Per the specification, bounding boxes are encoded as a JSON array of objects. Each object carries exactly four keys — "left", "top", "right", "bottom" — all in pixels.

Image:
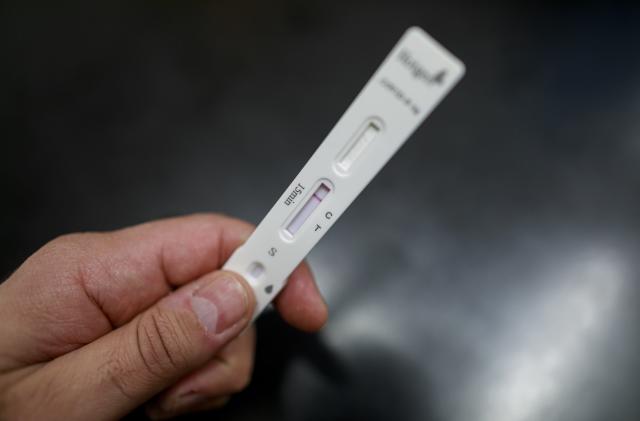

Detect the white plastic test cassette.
[{"left": 223, "top": 27, "right": 465, "bottom": 319}]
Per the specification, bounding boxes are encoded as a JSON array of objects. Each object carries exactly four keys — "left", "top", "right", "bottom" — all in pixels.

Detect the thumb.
[{"left": 7, "top": 270, "right": 255, "bottom": 420}]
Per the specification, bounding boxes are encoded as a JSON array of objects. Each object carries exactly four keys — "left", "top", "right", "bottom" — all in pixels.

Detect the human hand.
[{"left": 0, "top": 214, "right": 328, "bottom": 420}]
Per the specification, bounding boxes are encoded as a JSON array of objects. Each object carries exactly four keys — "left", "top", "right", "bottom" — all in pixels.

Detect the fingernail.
[{"left": 191, "top": 274, "right": 249, "bottom": 334}]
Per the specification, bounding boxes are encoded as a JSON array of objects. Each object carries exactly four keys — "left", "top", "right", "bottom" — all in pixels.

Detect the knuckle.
[
  {"left": 134, "top": 310, "right": 191, "bottom": 379},
  {"left": 229, "top": 371, "right": 252, "bottom": 393},
  {"left": 36, "top": 232, "right": 99, "bottom": 265},
  {"left": 226, "top": 360, "right": 253, "bottom": 393},
  {"left": 44, "top": 232, "right": 93, "bottom": 252},
  {"left": 198, "top": 355, "right": 253, "bottom": 396}
]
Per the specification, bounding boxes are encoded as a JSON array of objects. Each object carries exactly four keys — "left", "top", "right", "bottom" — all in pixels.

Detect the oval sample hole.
[
  {"left": 335, "top": 118, "right": 383, "bottom": 174},
  {"left": 247, "top": 262, "right": 265, "bottom": 280}
]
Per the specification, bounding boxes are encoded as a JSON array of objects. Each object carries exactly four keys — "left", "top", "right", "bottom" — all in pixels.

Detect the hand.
[{"left": 0, "top": 214, "right": 328, "bottom": 420}]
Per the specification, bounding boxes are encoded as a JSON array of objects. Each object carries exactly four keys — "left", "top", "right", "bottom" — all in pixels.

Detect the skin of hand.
[{"left": 0, "top": 214, "right": 328, "bottom": 420}]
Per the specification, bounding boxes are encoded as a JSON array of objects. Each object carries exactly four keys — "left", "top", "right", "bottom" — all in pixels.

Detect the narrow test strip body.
[{"left": 223, "top": 27, "right": 465, "bottom": 319}]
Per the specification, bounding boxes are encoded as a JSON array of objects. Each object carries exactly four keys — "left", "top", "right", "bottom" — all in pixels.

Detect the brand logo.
[{"left": 398, "top": 49, "right": 447, "bottom": 86}]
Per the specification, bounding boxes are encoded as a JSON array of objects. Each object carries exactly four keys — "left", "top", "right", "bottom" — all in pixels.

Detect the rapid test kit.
[{"left": 223, "top": 27, "right": 465, "bottom": 319}]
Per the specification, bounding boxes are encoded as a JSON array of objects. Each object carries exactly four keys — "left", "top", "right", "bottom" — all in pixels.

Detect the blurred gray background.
[{"left": 2, "top": 1, "right": 640, "bottom": 420}]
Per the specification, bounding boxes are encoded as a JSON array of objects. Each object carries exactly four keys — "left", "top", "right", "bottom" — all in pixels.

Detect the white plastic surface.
[{"left": 222, "top": 27, "right": 465, "bottom": 320}]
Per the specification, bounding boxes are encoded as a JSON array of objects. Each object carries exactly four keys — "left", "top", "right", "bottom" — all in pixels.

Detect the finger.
[
  {"left": 5, "top": 270, "right": 255, "bottom": 420},
  {"left": 146, "top": 327, "right": 256, "bottom": 420},
  {"left": 79, "top": 213, "right": 255, "bottom": 325},
  {"left": 0, "top": 214, "right": 254, "bottom": 368},
  {"left": 155, "top": 395, "right": 230, "bottom": 420},
  {"left": 274, "top": 262, "right": 328, "bottom": 332},
  {"left": 175, "top": 396, "right": 230, "bottom": 416}
]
